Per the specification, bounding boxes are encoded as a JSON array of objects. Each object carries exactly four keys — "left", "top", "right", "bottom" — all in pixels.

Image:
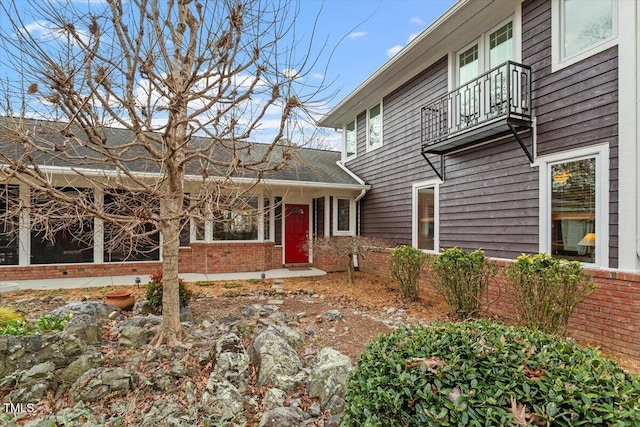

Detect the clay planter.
[{"left": 104, "top": 290, "right": 135, "bottom": 311}]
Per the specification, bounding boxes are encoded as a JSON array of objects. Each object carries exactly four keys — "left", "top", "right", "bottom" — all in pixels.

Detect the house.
[
  {"left": 318, "top": 0, "right": 640, "bottom": 357},
  {"left": 0, "top": 117, "right": 368, "bottom": 280}
]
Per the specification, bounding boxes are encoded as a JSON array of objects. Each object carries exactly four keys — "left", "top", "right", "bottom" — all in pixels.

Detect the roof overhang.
[{"left": 318, "top": 0, "right": 516, "bottom": 129}]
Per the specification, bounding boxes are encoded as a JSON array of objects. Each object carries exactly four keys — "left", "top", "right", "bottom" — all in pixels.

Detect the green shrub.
[
  {"left": 0, "top": 313, "right": 71, "bottom": 336},
  {"left": 429, "top": 247, "right": 497, "bottom": 318},
  {"left": 223, "top": 282, "right": 243, "bottom": 289},
  {"left": 341, "top": 320, "right": 640, "bottom": 427},
  {"left": 389, "top": 245, "right": 428, "bottom": 300},
  {"left": 505, "top": 253, "right": 596, "bottom": 336},
  {"left": 146, "top": 270, "right": 192, "bottom": 313}
]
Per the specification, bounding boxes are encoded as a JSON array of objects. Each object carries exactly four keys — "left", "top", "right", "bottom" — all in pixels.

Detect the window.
[
  {"left": 412, "top": 182, "right": 439, "bottom": 251},
  {"left": 453, "top": 18, "right": 516, "bottom": 129},
  {"left": 0, "top": 185, "right": 19, "bottom": 265},
  {"left": 539, "top": 145, "right": 608, "bottom": 266},
  {"left": 552, "top": 0, "right": 617, "bottom": 71},
  {"left": 551, "top": 158, "right": 596, "bottom": 263},
  {"left": 333, "top": 197, "right": 354, "bottom": 236},
  {"left": 31, "top": 187, "right": 95, "bottom": 264},
  {"left": 344, "top": 120, "right": 356, "bottom": 160},
  {"left": 367, "top": 103, "right": 382, "bottom": 151},
  {"left": 212, "top": 196, "right": 259, "bottom": 241}
]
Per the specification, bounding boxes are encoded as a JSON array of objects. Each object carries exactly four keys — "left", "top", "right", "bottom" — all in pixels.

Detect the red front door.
[{"left": 284, "top": 204, "right": 309, "bottom": 264}]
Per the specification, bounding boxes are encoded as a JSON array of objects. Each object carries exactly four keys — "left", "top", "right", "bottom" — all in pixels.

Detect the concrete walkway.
[{"left": 0, "top": 267, "right": 326, "bottom": 292}]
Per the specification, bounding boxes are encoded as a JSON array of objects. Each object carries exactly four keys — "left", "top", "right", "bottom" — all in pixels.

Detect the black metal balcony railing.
[{"left": 421, "top": 61, "right": 532, "bottom": 153}]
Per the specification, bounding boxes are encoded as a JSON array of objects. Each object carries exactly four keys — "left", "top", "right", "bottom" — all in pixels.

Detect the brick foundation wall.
[
  {"left": 358, "top": 251, "right": 640, "bottom": 359},
  {"left": 0, "top": 242, "right": 283, "bottom": 281}
]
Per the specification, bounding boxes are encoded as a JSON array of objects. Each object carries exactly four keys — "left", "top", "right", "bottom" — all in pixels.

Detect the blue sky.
[{"left": 0, "top": 0, "right": 456, "bottom": 150}]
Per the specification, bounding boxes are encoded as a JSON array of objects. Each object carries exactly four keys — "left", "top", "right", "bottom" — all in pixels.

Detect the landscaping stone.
[
  {"left": 119, "top": 325, "right": 154, "bottom": 348},
  {"left": 212, "top": 333, "right": 250, "bottom": 392},
  {"left": 8, "top": 361, "right": 58, "bottom": 403},
  {"left": 52, "top": 302, "right": 119, "bottom": 319},
  {"left": 199, "top": 376, "right": 244, "bottom": 422},
  {"left": 60, "top": 352, "right": 104, "bottom": 384},
  {"left": 324, "top": 309, "right": 343, "bottom": 321},
  {"left": 258, "top": 406, "right": 305, "bottom": 427},
  {"left": 308, "top": 347, "right": 352, "bottom": 412},
  {"left": 261, "top": 387, "right": 286, "bottom": 409},
  {"left": 64, "top": 314, "right": 102, "bottom": 345},
  {"left": 116, "top": 315, "right": 161, "bottom": 331},
  {"left": 250, "top": 325, "right": 303, "bottom": 386},
  {"left": 70, "top": 367, "right": 138, "bottom": 402}
]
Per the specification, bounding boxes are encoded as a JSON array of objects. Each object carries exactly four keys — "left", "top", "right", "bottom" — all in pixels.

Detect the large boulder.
[
  {"left": 64, "top": 314, "right": 102, "bottom": 345},
  {"left": 60, "top": 352, "right": 103, "bottom": 384},
  {"left": 7, "top": 362, "right": 58, "bottom": 403},
  {"left": 199, "top": 376, "right": 244, "bottom": 422},
  {"left": 258, "top": 406, "right": 305, "bottom": 427},
  {"left": 250, "top": 325, "right": 303, "bottom": 387},
  {"left": 0, "top": 331, "right": 85, "bottom": 377},
  {"left": 119, "top": 325, "right": 154, "bottom": 348},
  {"left": 212, "top": 333, "right": 250, "bottom": 392},
  {"left": 52, "top": 302, "right": 119, "bottom": 319},
  {"left": 308, "top": 347, "right": 352, "bottom": 412},
  {"left": 69, "top": 367, "right": 138, "bottom": 402}
]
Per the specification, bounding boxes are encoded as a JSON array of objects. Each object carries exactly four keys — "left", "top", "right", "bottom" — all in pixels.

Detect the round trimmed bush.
[{"left": 341, "top": 320, "right": 640, "bottom": 426}]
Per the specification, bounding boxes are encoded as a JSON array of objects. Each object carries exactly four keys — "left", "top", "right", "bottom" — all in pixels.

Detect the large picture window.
[
  {"left": 30, "top": 188, "right": 94, "bottom": 264},
  {"left": 552, "top": 0, "right": 617, "bottom": 71},
  {"left": 212, "top": 196, "right": 259, "bottom": 241}
]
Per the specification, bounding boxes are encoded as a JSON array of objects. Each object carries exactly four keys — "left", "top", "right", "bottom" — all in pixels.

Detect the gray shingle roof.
[{"left": 0, "top": 117, "right": 362, "bottom": 187}]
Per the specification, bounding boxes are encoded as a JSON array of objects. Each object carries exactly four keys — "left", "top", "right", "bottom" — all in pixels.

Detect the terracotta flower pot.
[{"left": 104, "top": 290, "right": 135, "bottom": 311}]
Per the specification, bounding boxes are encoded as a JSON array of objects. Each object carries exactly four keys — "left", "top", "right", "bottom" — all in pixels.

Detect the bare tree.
[
  {"left": 0, "top": 0, "right": 330, "bottom": 346},
  {"left": 310, "top": 236, "right": 389, "bottom": 284}
]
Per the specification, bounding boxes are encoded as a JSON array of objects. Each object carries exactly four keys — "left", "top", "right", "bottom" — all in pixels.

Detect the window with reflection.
[
  {"left": 212, "top": 196, "right": 259, "bottom": 241},
  {"left": 551, "top": 158, "right": 596, "bottom": 263},
  {"left": 103, "top": 190, "right": 160, "bottom": 262},
  {"left": 30, "top": 187, "right": 94, "bottom": 264},
  {"left": 561, "top": 0, "right": 614, "bottom": 61},
  {"left": 417, "top": 188, "right": 435, "bottom": 251}
]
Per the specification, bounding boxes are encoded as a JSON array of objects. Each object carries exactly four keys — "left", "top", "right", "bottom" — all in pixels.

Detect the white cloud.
[
  {"left": 410, "top": 17, "right": 425, "bottom": 25},
  {"left": 408, "top": 32, "right": 420, "bottom": 43},
  {"left": 386, "top": 45, "right": 403, "bottom": 57},
  {"left": 312, "top": 73, "right": 324, "bottom": 80},
  {"left": 347, "top": 31, "right": 367, "bottom": 39},
  {"left": 22, "top": 20, "right": 89, "bottom": 45}
]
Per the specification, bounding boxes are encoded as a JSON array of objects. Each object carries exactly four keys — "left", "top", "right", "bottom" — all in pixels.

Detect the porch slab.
[{"left": 7, "top": 268, "right": 327, "bottom": 291}]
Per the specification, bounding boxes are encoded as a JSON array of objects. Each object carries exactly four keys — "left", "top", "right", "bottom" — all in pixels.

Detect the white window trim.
[
  {"left": 447, "top": 8, "right": 522, "bottom": 92},
  {"left": 333, "top": 197, "right": 356, "bottom": 236},
  {"left": 412, "top": 180, "right": 440, "bottom": 253},
  {"left": 535, "top": 144, "right": 609, "bottom": 268},
  {"left": 343, "top": 119, "right": 357, "bottom": 162},
  {"left": 551, "top": 0, "right": 618, "bottom": 73},
  {"left": 190, "top": 193, "right": 264, "bottom": 243},
  {"left": 366, "top": 102, "right": 383, "bottom": 152}
]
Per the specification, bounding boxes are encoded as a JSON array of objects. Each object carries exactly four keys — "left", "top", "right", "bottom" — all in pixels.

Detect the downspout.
[{"left": 336, "top": 160, "right": 368, "bottom": 234}]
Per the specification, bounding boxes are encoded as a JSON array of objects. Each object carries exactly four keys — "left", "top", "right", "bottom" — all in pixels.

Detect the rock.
[
  {"left": 250, "top": 325, "right": 303, "bottom": 387},
  {"left": 308, "top": 347, "right": 352, "bottom": 412},
  {"left": 308, "top": 402, "right": 322, "bottom": 418},
  {"left": 9, "top": 361, "right": 57, "bottom": 403},
  {"left": 179, "top": 306, "right": 193, "bottom": 323},
  {"left": 258, "top": 407, "right": 304, "bottom": 427},
  {"left": 0, "top": 331, "right": 85, "bottom": 377},
  {"left": 116, "top": 315, "right": 161, "bottom": 331},
  {"left": 52, "top": 302, "right": 119, "bottom": 319},
  {"left": 60, "top": 353, "right": 103, "bottom": 384},
  {"left": 133, "top": 301, "right": 157, "bottom": 316},
  {"left": 262, "top": 388, "right": 286, "bottom": 409},
  {"left": 326, "top": 414, "right": 342, "bottom": 427},
  {"left": 140, "top": 397, "right": 192, "bottom": 427},
  {"left": 212, "top": 333, "right": 250, "bottom": 392},
  {"left": 22, "top": 361, "right": 56, "bottom": 382},
  {"left": 151, "top": 369, "right": 176, "bottom": 392},
  {"left": 119, "top": 325, "right": 154, "bottom": 348},
  {"left": 240, "top": 304, "right": 266, "bottom": 318},
  {"left": 324, "top": 310, "right": 343, "bottom": 321},
  {"left": 199, "top": 377, "right": 244, "bottom": 422},
  {"left": 64, "top": 314, "right": 102, "bottom": 345},
  {"left": 70, "top": 367, "right": 138, "bottom": 402},
  {"left": 272, "top": 371, "right": 307, "bottom": 391}
]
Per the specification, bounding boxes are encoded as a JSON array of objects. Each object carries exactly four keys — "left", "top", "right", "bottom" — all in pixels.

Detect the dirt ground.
[{"left": 2, "top": 270, "right": 638, "bottom": 374}]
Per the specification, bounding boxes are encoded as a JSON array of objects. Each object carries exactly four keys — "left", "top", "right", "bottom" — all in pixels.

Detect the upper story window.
[
  {"left": 367, "top": 102, "right": 382, "bottom": 151},
  {"left": 552, "top": 0, "right": 617, "bottom": 71},
  {"left": 454, "top": 19, "right": 515, "bottom": 88},
  {"left": 343, "top": 119, "right": 356, "bottom": 160}
]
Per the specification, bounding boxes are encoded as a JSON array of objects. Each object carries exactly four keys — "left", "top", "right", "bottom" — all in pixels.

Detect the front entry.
[{"left": 284, "top": 204, "right": 309, "bottom": 264}]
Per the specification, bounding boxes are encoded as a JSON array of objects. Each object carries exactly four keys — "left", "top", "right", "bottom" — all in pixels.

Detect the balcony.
[{"left": 421, "top": 61, "right": 532, "bottom": 157}]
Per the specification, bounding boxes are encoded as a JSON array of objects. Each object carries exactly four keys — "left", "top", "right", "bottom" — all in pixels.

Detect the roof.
[
  {"left": 317, "top": 0, "right": 517, "bottom": 129},
  {"left": 0, "top": 116, "right": 365, "bottom": 188}
]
